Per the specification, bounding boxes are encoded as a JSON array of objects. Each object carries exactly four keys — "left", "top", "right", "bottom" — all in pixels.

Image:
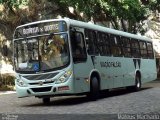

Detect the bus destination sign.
[
  {"left": 14, "top": 21, "right": 67, "bottom": 39},
  {"left": 23, "top": 24, "right": 59, "bottom": 35}
]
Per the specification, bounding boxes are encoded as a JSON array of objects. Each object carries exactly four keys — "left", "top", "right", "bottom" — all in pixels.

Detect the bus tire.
[
  {"left": 42, "top": 97, "right": 50, "bottom": 104},
  {"left": 126, "top": 73, "right": 141, "bottom": 92},
  {"left": 89, "top": 76, "right": 100, "bottom": 100},
  {"left": 134, "top": 73, "right": 141, "bottom": 91}
]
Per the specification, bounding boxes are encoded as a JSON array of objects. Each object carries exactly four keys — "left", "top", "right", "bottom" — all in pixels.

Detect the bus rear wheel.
[
  {"left": 134, "top": 73, "right": 141, "bottom": 91},
  {"left": 127, "top": 73, "right": 141, "bottom": 92},
  {"left": 42, "top": 97, "right": 50, "bottom": 104},
  {"left": 88, "top": 76, "right": 100, "bottom": 100}
]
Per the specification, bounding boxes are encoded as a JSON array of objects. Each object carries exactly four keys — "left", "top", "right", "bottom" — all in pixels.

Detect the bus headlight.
[
  {"left": 55, "top": 70, "right": 72, "bottom": 84},
  {"left": 16, "top": 79, "right": 27, "bottom": 87}
]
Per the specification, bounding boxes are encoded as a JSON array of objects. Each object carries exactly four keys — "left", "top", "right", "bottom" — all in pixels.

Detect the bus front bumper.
[{"left": 15, "top": 82, "right": 74, "bottom": 98}]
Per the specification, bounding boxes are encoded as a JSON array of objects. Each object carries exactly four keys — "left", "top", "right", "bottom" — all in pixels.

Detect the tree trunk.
[{"left": 121, "top": 19, "right": 127, "bottom": 32}]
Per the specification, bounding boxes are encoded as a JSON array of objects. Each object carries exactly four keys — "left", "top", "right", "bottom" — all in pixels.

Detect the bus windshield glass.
[{"left": 14, "top": 33, "right": 69, "bottom": 73}]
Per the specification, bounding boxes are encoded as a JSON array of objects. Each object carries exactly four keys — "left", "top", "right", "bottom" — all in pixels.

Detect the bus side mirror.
[
  {"left": 85, "top": 37, "right": 90, "bottom": 53},
  {"left": 2, "top": 45, "right": 8, "bottom": 56},
  {"left": 85, "top": 37, "right": 89, "bottom": 44}
]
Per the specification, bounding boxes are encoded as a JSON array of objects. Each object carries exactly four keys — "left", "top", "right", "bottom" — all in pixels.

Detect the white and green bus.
[{"left": 13, "top": 18, "right": 157, "bottom": 103}]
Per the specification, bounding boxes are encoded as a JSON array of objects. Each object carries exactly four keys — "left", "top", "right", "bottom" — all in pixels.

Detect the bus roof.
[
  {"left": 67, "top": 18, "right": 151, "bottom": 42},
  {"left": 15, "top": 18, "right": 151, "bottom": 42}
]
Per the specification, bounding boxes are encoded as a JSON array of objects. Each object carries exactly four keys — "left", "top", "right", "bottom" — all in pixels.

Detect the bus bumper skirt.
[{"left": 15, "top": 84, "right": 74, "bottom": 98}]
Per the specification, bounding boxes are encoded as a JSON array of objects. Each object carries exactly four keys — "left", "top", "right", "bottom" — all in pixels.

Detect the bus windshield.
[{"left": 14, "top": 33, "right": 69, "bottom": 73}]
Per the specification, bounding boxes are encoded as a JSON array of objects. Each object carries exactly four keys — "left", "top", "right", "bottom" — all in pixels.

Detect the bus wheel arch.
[{"left": 89, "top": 71, "right": 101, "bottom": 100}]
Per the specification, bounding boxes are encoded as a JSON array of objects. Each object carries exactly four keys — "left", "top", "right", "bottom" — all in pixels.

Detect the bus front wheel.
[{"left": 89, "top": 76, "right": 100, "bottom": 100}]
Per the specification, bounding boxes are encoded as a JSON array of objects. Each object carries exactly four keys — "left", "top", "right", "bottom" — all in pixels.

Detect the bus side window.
[
  {"left": 70, "top": 30, "right": 87, "bottom": 63},
  {"left": 97, "top": 32, "right": 103, "bottom": 55},
  {"left": 110, "top": 35, "right": 123, "bottom": 57},
  {"left": 105, "top": 34, "right": 111, "bottom": 56},
  {"left": 97, "top": 32, "right": 111, "bottom": 56},
  {"left": 139, "top": 41, "right": 148, "bottom": 58},
  {"left": 146, "top": 42, "right": 154, "bottom": 59},
  {"left": 122, "top": 37, "right": 131, "bottom": 57},
  {"left": 131, "top": 39, "right": 140, "bottom": 58},
  {"left": 85, "top": 29, "right": 98, "bottom": 55}
]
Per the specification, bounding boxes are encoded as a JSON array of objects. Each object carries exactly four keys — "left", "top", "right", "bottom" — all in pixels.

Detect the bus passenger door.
[{"left": 70, "top": 27, "right": 94, "bottom": 93}]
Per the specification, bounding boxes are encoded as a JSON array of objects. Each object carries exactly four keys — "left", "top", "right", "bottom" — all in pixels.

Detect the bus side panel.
[
  {"left": 140, "top": 59, "right": 157, "bottom": 84},
  {"left": 73, "top": 57, "right": 94, "bottom": 93},
  {"left": 123, "top": 58, "right": 136, "bottom": 87},
  {"left": 124, "top": 58, "right": 157, "bottom": 87},
  {"left": 113, "top": 57, "right": 129, "bottom": 88},
  {"left": 94, "top": 56, "right": 125, "bottom": 90}
]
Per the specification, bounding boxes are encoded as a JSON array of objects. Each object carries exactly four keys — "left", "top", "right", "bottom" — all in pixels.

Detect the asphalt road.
[{"left": 1, "top": 80, "right": 160, "bottom": 120}]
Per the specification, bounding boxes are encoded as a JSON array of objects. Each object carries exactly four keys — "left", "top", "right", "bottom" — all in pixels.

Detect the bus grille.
[
  {"left": 22, "top": 72, "right": 59, "bottom": 80},
  {"left": 29, "top": 81, "right": 54, "bottom": 85},
  {"left": 31, "top": 87, "right": 52, "bottom": 92}
]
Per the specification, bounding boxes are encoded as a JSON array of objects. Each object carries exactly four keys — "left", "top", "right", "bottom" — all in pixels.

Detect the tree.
[
  {"left": 1, "top": 0, "right": 159, "bottom": 38},
  {"left": 0, "top": 0, "right": 159, "bottom": 48},
  {"left": 56, "top": 0, "right": 147, "bottom": 33}
]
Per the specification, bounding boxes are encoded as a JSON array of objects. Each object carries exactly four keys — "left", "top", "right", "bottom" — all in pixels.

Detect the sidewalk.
[
  {"left": 0, "top": 91, "right": 16, "bottom": 95},
  {"left": 143, "top": 78, "right": 160, "bottom": 88}
]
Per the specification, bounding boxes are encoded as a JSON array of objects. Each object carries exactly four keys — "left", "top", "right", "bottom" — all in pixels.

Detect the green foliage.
[
  {"left": 0, "top": 0, "right": 160, "bottom": 35},
  {"left": 0, "top": 0, "right": 28, "bottom": 9},
  {"left": 0, "top": 75, "right": 15, "bottom": 91},
  {"left": 0, "top": 85, "right": 15, "bottom": 91},
  {"left": 54, "top": 0, "right": 146, "bottom": 32},
  {"left": 0, "top": 0, "right": 3, "bottom": 4}
]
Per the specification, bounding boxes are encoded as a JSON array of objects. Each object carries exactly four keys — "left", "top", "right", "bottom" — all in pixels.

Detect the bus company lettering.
[
  {"left": 23, "top": 24, "right": 59, "bottom": 35},
  {"left": 100, "top": 61, "right": 121, "bottom": 68}
]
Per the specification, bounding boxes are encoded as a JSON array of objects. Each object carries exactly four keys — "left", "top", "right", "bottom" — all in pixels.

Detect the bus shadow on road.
[
  {"left": 99, "top": 87, "right": 152, "bottom": 98},
  {"left": 23, "top": 87, "right": 153, "bottom": 107}
]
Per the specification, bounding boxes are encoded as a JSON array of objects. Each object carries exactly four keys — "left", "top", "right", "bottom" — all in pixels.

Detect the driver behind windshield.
[{"left": 41, "top": 34, "right": 64, "bottom": 68}]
